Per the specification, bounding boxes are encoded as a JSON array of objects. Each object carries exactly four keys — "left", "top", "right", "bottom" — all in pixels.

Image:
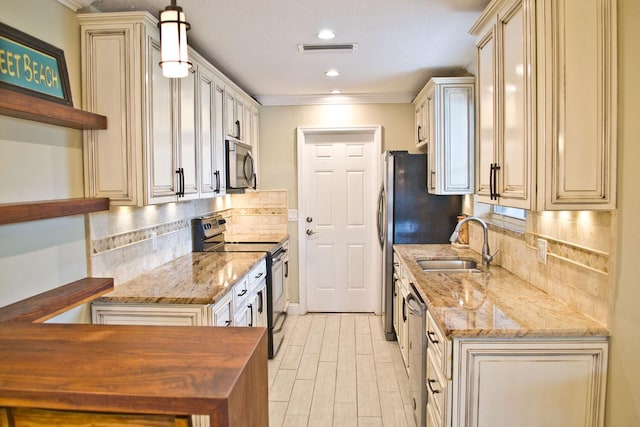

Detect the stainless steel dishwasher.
[{"left": 407, "top": 282, "right": 427, "bottom": 427}]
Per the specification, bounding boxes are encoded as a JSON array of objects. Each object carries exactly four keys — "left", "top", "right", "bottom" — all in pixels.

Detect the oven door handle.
[{"left": 272, "top": 311, "right": 288, "bottom": 334}]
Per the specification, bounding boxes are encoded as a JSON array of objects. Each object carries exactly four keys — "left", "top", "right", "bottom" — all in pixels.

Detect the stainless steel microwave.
[{"left": 226, "top": 139, "right": 256, "bottom": 192}]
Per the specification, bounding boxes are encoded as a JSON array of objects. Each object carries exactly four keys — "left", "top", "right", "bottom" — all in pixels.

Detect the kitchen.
[{"left": 0, "top": 0, "right": 638, "bottom": 426}]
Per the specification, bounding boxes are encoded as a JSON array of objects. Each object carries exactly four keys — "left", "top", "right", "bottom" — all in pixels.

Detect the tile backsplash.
[
  {"left": 88, "top": 191, "right": 288, "bottom": 285},
  {"left": 467, "top": 210, "right": 614, "bottom": 326}
]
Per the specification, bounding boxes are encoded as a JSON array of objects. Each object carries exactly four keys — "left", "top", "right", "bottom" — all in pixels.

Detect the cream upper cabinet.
[
  {"left": 471, "top": 0, "right": 535, "bottom": 209},
  {"left": 415, "top": 97, "right": 429, "bottom": 147},
  {"left": 80, "top": 11, "right": 258, "bottom": 206},
  {"left": 417, "top": 77, "right": 475, "bottom": 195},
  {"left": 224, "top": 87, "right": 240, "bottom": 139},
  {"left": 197, "top": 58, "right": 226, "bottom": 196},
  {"left": 536, "top": 0, "right": 616, "bottom": 210},
  {"left": 471, "top": 0, "right": 616, "bottom": 211}
]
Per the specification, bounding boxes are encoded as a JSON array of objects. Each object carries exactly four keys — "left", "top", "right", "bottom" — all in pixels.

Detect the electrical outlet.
[
  {"left": 151, "top": 232, "right": 158, "bottom": 252},
  {"left": 537, "top": 238, "right": 548, "bottom": 264}
]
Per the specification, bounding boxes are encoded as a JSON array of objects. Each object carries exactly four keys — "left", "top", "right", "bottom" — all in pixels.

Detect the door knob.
[
  {"left": 306, "top": 217, "right": 313, "bottom": 223},
  {"left": 306, "top": 229, "right": 316, "bottom": 236}
]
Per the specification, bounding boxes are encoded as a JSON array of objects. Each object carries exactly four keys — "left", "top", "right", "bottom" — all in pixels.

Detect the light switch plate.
[
  {"left": 537, "top": 238, "right": 548, "bottom": 264},
  {"left": 288, "top": 209, "right": 298, "bottom": 222}
]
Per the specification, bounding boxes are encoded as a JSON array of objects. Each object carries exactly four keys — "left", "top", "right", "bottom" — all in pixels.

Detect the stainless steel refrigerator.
[{"left": 377, "top": 151, "right": 462, "bottom": 340}]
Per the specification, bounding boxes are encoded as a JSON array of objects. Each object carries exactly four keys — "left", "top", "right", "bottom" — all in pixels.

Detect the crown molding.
[
  {"left": 256, "top": 92, "right": 415, "bottom": 106},
  {"left": 57, "top": 0, "right": 96, "bottom": 12}
]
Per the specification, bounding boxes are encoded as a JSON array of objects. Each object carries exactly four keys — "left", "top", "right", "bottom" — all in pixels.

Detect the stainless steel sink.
[{"left": 417, "top": 258, "right": 480, "bottom": 272}]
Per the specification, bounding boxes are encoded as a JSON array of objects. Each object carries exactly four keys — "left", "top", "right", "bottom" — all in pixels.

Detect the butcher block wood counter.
[{"left": 0, "top": 322, "right": 268, "bottom": 427}]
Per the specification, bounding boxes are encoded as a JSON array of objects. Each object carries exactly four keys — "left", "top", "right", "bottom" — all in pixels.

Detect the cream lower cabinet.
[
  {"left": 393, "top": 255, "right": 410, "bottom": 372},
  {"left": 425, "top": 311, "right": 608, "bottom": 427},
  {"left": 471, "top": 0, "right": 616, "bottom": 211}
]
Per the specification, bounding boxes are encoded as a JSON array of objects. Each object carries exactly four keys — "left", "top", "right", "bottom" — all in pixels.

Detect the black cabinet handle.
[
  {"left": 490, "top": 163, "right": 501, "bottom": 200},
  {"left": 257, "top": 290, "right": 264, "bottom": 313},
  {"left": 237, "top": 289, "right": 247, "bottom": 297},
  {"left": 235, "top": 119, "right": 241, "bottom": 139},
  {"left": 175, "top": 168, "right": 185, "bottom": 197},
  {"left": 224, "top": 320, "right": 231, "bottom": 327},
  {"left": 254, "top": 272, "right": 264, "bottom": 279},
  {"left": 284, "top": 260, "right": 289, "bottom": 278},
  {"left": 417, "top": 125, "right": 422, "bottom": 142},
  {"left": 402, "top": 297, "right": 407, "bottom": 322},
  {"left": 427, "top": 330, "right": 439, "bottom": 345},
  {"left": 214, "top": 170, "right": 221, "bottom": 193},
  {"left": 248, "top": 303, "right": 253, "bottom": 327},
  {"left": 428, "top": 379, "right": 441, "bottom": 394},
  {"left": 252, "top": 173, "right": 257, "bottom": 190}
]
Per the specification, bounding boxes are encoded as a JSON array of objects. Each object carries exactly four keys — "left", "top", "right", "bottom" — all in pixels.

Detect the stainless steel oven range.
[{"left": 192, "top": 214, "right": 288, "bottom": 358}]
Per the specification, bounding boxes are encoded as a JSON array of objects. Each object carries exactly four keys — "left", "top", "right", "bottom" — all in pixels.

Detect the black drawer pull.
[
  {"left": 428, "top": 379, "right": 441, "bottom": 394},
  {"left": 427, "top": 331, "right": 439, "bottom": 344},
  {"left": 237, "top": 289, "right": 247, "bottom": 297}
]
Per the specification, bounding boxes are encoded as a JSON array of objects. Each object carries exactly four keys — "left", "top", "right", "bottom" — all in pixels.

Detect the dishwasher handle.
[{"left": 407, "top": 283, "right": 427, "bottom": 314}]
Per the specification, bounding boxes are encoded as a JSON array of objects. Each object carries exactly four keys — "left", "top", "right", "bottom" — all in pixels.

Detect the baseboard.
[{"left": 286, "top": 303, "right": 307, "bottom": 315}]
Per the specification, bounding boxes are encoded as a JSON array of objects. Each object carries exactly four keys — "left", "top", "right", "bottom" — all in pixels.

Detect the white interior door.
[{"left": 298, "top": 127, "right": 381, "bottom": 313}]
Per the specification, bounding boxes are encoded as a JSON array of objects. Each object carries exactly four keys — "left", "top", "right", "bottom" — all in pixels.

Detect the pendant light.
[{"left": 158, "top": 0, "right": 192, "bottom": 78}]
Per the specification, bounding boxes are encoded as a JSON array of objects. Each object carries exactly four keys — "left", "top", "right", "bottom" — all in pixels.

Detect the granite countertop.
[
  {"left": 393, "top": 244, "right": 609, "bottom": 339},
  {"left": 95, "top": 252, "right": 266, "bottom": 305}
]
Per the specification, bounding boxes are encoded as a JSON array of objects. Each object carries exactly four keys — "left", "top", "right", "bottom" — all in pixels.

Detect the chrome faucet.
[{"left": 449, "top": 216, "right": 495, "bottom": 267}]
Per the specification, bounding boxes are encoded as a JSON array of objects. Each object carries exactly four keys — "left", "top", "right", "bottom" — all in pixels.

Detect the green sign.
[{"left": 0, "top": 22, "right": 72, "bottom": 105}]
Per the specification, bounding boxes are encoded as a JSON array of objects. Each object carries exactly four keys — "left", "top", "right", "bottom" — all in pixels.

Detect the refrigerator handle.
[{"left": 377, "top": 186, "right": 386, "bottom": 248}]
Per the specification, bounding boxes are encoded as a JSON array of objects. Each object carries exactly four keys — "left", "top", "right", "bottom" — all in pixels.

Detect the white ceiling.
[{"left": 82, "top": 0, "right": 489, "bottom": 105}]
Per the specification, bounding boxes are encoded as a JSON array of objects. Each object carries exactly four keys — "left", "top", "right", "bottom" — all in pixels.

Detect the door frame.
[{"left": 294, "top": 125, "right": 382, "bottom": 315}]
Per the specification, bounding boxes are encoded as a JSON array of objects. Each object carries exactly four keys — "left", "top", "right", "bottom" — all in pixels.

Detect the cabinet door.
[
  {"left": 224, "top": 88, "right": 238, "bottom": 138},
  {"left": 210, "top": 293, "right": 232, "bottom": 327},
  {"left": 429, "top": 82, "right": 475, "bottom": 195},
  {"left": 213, "top": 82, "right": 227, "bottom": 194},
  {"left": 198, "top": 64, "right": 216, "bottom": 197},
  {"left": 234, "top": 304, "right": 251, "bottom": 327},
  {"left": 254, "top": 282, "right": 267, "bottom": 328},
  {"left": 415, "top": 100, "right": 427, "bottom": 147},
  {"left": 235, "top": 97, "right": 245, "bottom": 141},
  {"left": 177, "top": 65, "right": 199, "bottom": 199},
  {"left": 243, "top": 103, "right": 253, "bottom": 147},
  {"left": 251, "top": 105, "right": 260, "bottom": 187},
  {"left": 539, "top": 0, "right": 616, "bottom": 210},
  {"left": 148, "top": 39, "right": 178, "bottom": 203},
  {"left": 453, "top": 339, "right": 608, "bottom": 427},
  {"left": 475, "top": 27, "right": 497, "bottom": 202},
  {"left": 496, "top": 0, "right": 534, "bottom": 209},
  {"left": 81, "top": 23, "right": 140, "bottom": 205}
]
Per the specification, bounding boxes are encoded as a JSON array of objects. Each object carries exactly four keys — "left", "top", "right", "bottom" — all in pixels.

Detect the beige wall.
[
  {"left": 258, "top": 103, "right": 415, "bottom": 302},
  {"left": 0, "top": 0, "right": 88, "bottom": 322},
  {"left": 606, "top": 0, "right": 640, "bottom": 423}
]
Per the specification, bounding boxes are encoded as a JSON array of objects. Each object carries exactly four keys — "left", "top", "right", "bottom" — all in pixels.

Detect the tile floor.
[{"left": 268, "top": 313, "right": 417, "bottom": 427}]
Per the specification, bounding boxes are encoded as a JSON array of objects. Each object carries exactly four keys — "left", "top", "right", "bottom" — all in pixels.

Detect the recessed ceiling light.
[
  {"left": 325, "top": 69, "right": 340, "bottom": 77},
  {"left": 317, "top": 29, "right": 335, "bottom": 40},
  {"left": 330, "top": 89, "right": 342, "bottom": 94}
]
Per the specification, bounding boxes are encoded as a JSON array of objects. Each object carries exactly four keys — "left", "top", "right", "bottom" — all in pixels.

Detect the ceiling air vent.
[{"left": 297, "top": 43, "right": 358, "bottom": 53}]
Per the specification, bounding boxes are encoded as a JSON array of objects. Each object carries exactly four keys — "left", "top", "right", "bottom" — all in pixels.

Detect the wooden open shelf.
[
  {"left": 0, "top": 87, "right": 107, "bottom": 130},
  {"left": 0, "top": 198, "right": 109, "bottom": 225},
  {"left": 0, "top": 277, "right": 114, "bottom": 323}
]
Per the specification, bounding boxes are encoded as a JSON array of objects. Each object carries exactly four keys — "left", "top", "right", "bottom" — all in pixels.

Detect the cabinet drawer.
[
  {"left": 233, "top": 278, "right": 249, "bottom": 309},
  {"left": 427, "top": 310, "right": 452, "bottom": 377},
  {"left": 92, "top": 303, "right": 207, "bottom": 326},
  {"left": 247, "top": 261, "right": 267, "bottom": 291},
  {"left": 426, "top": 347, "right": 452, "bottom": 426}
]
